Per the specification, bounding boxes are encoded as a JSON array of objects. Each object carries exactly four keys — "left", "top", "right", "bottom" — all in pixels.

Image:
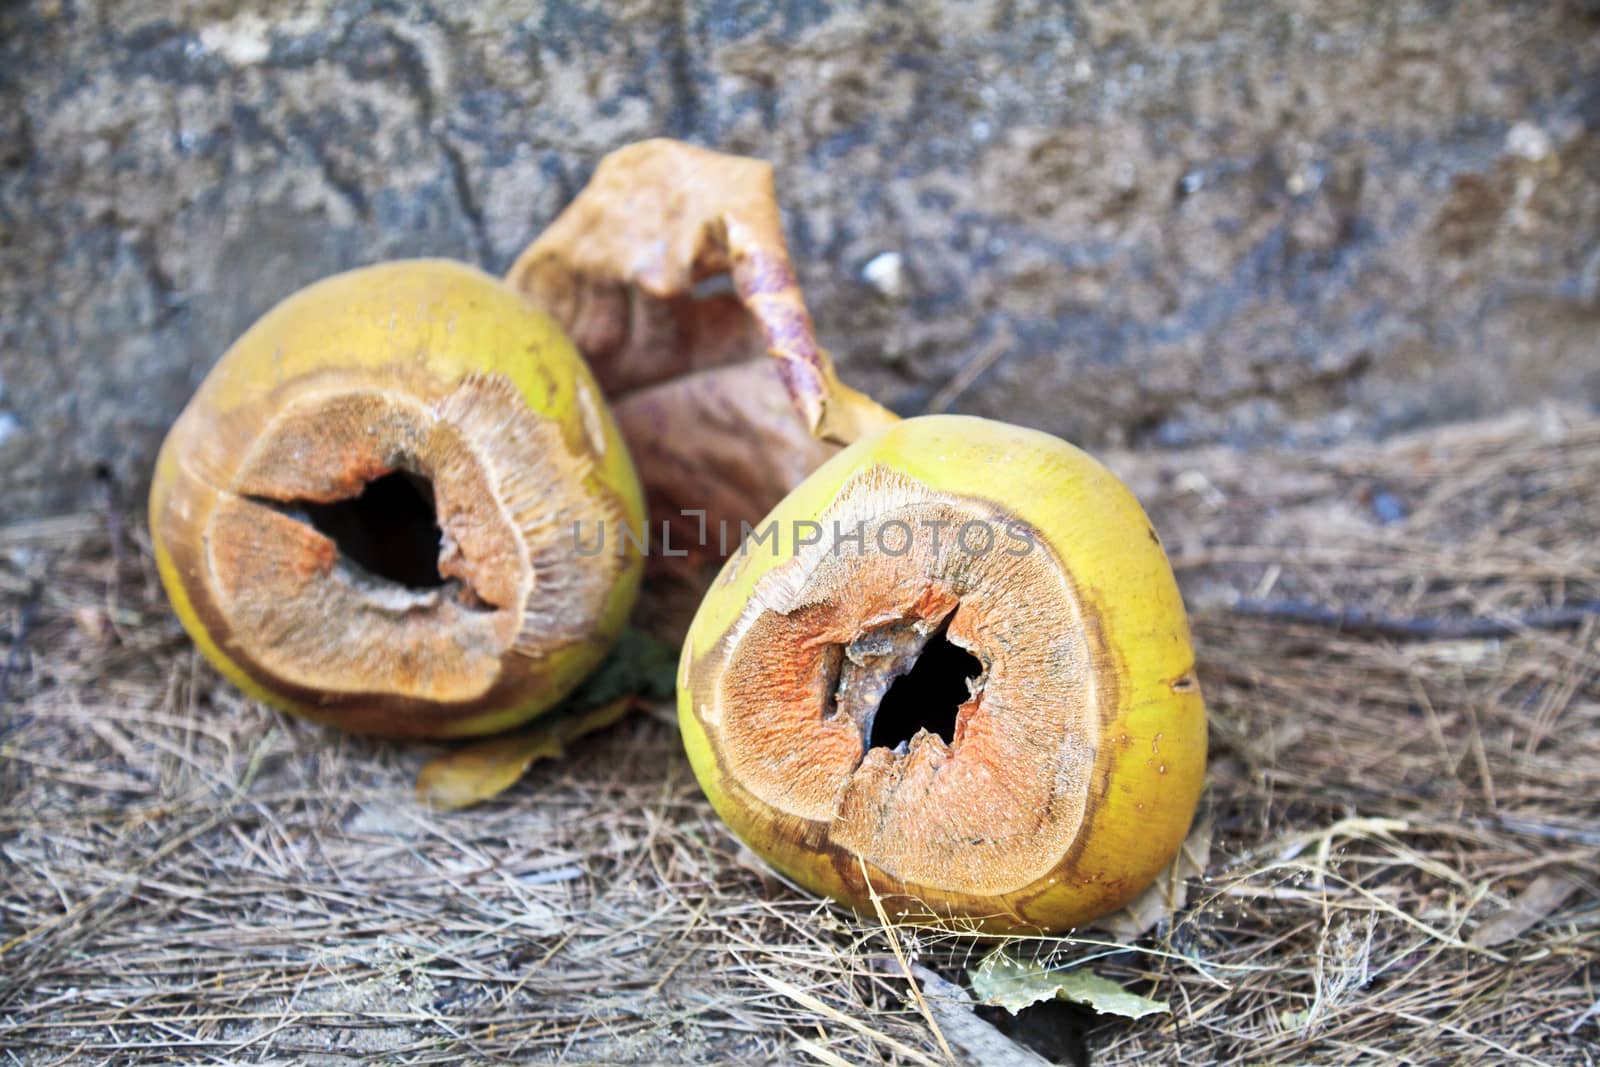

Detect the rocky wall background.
[{"left": 2, "top": 0, "right": 1597, "bottom": 519}]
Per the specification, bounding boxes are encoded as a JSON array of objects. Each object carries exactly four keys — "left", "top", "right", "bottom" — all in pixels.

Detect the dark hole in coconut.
[
  {"left": 300, "top": 471, "right": 446, "bottom": 590},
  {"left": 868, "top": 622, "right": 982, "bottom": 750}
]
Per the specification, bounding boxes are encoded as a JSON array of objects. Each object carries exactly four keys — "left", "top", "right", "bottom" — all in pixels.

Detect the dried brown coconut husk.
[{"left": 505, "top": 139, "right": 898, "bottom": 583}]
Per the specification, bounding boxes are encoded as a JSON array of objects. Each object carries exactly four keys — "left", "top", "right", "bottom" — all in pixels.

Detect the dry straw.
[{"left": 2, "top": 406, "right": 1596, "bottom": 1064}]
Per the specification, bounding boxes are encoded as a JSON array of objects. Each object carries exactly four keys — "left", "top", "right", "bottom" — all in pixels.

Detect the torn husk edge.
[{"left": 505, "top": 138, "right": 898, "bottom": 552}]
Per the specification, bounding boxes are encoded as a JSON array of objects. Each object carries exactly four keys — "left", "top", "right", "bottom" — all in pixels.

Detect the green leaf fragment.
[{"left": 969, "top": 948, "right": 1169, "bottom": 1020}]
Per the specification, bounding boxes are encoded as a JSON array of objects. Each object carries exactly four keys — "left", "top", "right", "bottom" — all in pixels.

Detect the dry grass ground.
[{"left": 2, "top": 406, "right": 1597, "bottom": 1064}]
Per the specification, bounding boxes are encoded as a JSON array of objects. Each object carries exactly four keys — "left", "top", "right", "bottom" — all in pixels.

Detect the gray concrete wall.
[{"left": 3, "top": 0, "right": 1597, "bottom": 519}]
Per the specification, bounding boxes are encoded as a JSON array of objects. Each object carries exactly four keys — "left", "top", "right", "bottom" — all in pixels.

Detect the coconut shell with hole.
[
  {"left": 677, "top": 414, "right": 1206, "bottom": 933},
  {"left": 149, "top": 259, "right": 644, "bottom": 738}
]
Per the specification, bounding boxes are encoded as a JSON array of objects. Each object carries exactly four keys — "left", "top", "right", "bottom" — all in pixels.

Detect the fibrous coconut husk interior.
[{"left": 2, "top": 405, "right": 1596, "bottom": 1065}]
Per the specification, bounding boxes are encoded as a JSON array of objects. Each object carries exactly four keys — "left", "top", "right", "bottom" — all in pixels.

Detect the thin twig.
[{"left": 1227, "top": 597, "right": 1600, "bottom": 640}]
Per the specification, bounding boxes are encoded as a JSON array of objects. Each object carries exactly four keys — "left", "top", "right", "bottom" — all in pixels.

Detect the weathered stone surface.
[{"left": 2, "top": 0, "right": 1597, "bottom": 519}]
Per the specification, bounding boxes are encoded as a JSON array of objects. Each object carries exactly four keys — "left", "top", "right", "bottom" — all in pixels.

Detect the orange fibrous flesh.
[
  {"left": 702, "top": 469, "right": 1103, "bottom": 899},
  {"left": 166, "top": 369, "right": 628, "bottom": 713}
]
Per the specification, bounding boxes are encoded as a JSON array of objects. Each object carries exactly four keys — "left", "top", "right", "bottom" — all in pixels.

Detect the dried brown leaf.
[
  {"left": 1096, "top": 817, "right": 1214, "bottom": 940},
  {"left": 416, "top": 696, "right": 635, "bottom": 811},
  {"left": 1469, "top": 870, "right": 1583, "bottom": 947},
  {"left": 414, "top": 628, "right": 676, "bottom": 809}
]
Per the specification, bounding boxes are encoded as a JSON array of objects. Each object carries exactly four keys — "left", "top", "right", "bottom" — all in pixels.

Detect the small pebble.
[
  {"left": 862, "top": 252, "right": 906, "bottom": 300},
  {"left": 1505, "top": 121, "right": 1551, "bottom": 162}
]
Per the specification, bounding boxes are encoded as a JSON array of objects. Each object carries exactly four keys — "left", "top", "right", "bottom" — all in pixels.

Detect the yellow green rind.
[
  {"left": 678, "top": 413, "right": 1206, "bottom": 932},
  {"left": 149, "top": 258, "right": 644, "bottom": 738}
]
